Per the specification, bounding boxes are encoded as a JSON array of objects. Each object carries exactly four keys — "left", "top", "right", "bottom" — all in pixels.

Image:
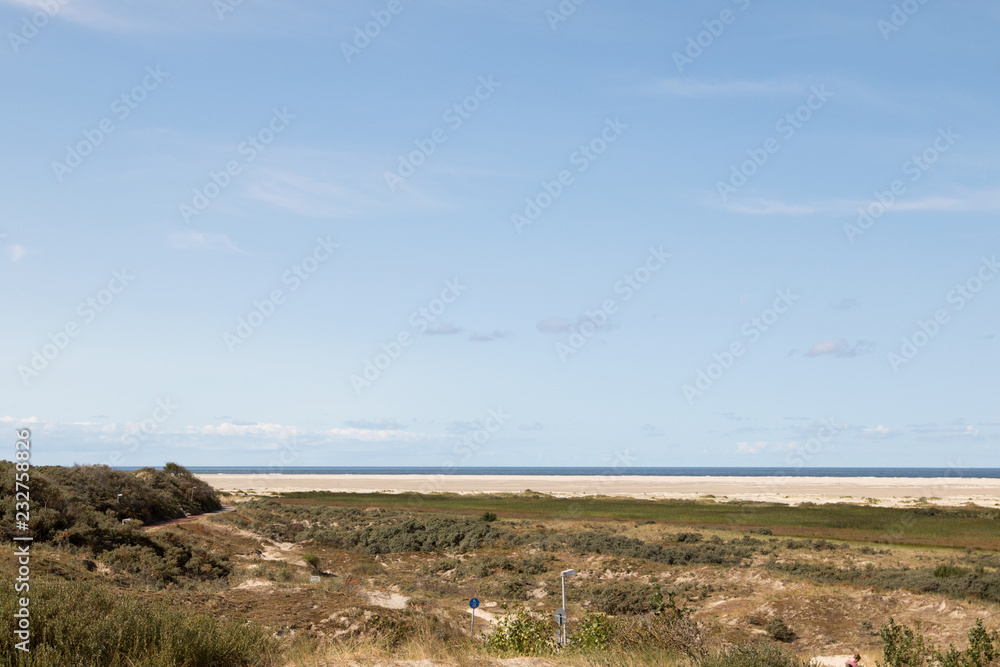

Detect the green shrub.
[
  {"left": 0, "top": 579, "right": 276, "bottom": 666},
  {"left": 934, "top": 564, "right": 968, "bottom": 578},
  {"left": 675, "top": 532, "right": 703, "bottom": 543},
  {"left": 699, "top": 642, "right": 813, "bottom": 667},
  {"left": 570, "top": 612, "right": 615, "bottom": 651},
  {"left": 481, "top": 512, "right": 498, "bottom": 522},
  {"left": 303, "top": 553, "right": 320, "bottom": 572},
  {"left": 591, "top": 581, "right": 653, "bottom": 616},
  {"left": 352, "top": 560, "right": 383, "bottom": 577},
  {"left": 878, "top": 617, "right": 930, "bottom": 667},
  {"left": 934, "top": 619, "right": 1000, "bottom": 667},
  {"left": 493, "top": 578, "right": 531, "bottom": 601},
  {"left": 767, "top": 561, "right": 1000, "bottom": 606},
  {"left": 0, "top": 461, "right": 221, "bottom": 549},
  {"left": 485, "top": 607, "right": 556, "bottom": 656},
  {"left": 766, "top": 617, "right": 796, "bottom": 643}
]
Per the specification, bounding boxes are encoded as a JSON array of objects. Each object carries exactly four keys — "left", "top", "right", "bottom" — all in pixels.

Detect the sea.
[{"left": 127, "top": 467, "right": 1000, "bottom": 478}]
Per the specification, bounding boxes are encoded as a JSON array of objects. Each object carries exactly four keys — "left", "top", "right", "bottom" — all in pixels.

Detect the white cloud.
[
  {"left": 168, "top": 230, "right": 249, "bottom": 255},
  {"left": 469, "top": 330, "right": 510, "bottom": 342},
  {"left": 805, "top": 338, "right": 876, "bottom": 358},
  {"left": 537, "top": 317, "right": 573, "bottom": 333},
  {"left": 9, "top": 244, "right": 27, "bottom": 262},
  {"left": 736, "top": 440, "right": 772, "bottom": 454},
  {"left": 343, "top": 418, "right": 407, "bottom": 431},
  {"left": 720, "top": 187, "right": 1000, "bottom": 217},
  {"left": 647, "top": 78, "right": 802, "bottom": 98},
  {"left": 241, "top": 167, "right": 385, "bottom": 219},
  {"left": 425, "top": 323, "right": 462, "bottom": 335}
]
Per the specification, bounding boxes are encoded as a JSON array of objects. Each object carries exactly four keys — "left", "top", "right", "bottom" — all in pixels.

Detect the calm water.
[{"left": 120, "top": 466, "right": 1000, "bottom": 478}]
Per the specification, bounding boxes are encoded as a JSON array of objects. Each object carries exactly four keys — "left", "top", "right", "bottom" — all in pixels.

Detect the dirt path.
[{"left": 140, "top": 505, "right": 235, "bottom": 529}]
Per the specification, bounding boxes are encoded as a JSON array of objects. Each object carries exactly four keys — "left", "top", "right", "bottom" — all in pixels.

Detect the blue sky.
[{"left": 1, "top": 0, "right": 998, "bottom": 468}]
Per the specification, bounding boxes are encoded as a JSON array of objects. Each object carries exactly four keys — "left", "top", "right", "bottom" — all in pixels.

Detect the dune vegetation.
[{"left": 3, "top": 465, "right": 1000, "bottom": 666}]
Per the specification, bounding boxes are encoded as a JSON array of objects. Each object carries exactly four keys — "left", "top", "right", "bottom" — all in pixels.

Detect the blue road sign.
[{"left": 469, "top": 598, "right": 480, "bottom": 609}]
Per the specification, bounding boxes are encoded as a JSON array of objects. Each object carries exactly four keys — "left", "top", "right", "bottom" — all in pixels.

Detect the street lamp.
[{"left": 559, "top": 569, "right": 575, "bottom": 645}]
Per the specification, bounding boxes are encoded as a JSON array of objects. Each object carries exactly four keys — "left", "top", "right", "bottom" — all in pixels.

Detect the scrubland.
[{"left": 3, "top": 464, "right": 1000, "bottom": 666}]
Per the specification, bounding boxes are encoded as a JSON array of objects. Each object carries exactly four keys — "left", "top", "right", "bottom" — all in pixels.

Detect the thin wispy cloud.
[
  {"left": 425, "top": 323, "right": 462, "bottom": 336},
  {"left": 168, "top": 230, "right": 250, "bottom": 256},
  {"left": 830, "top": 298, "right": 859, "bottom": 310},
  {"left": 469, "top": 330, "right": 511, "bottom": 342},
  {"left": 720, "top": 187, "right": 1000, "bottom": 216},
  {"left": 242, "top": 167, "right": 384, "bottom": 219},
  {"left": 343, "top": 418, "right": 407, "bottom": 431},
  {"left": 647, "top": 78, "right": 802, "bottom": 98},
  {"left": 804, "top": 339, "right": 877, "bottom": 358}
]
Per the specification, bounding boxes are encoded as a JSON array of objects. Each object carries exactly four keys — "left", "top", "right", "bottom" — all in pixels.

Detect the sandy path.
[{"left": 196, "top": 474, "right": 1000, "bottom": 507}]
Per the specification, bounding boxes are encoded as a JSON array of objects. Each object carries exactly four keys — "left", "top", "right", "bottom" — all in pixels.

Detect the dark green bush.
[
  {"left": 766, "top": 617, "right": 796, "bottom": 643},
  {"left": 591, "top": 581, "right": 653, "bottom": 616},
  {"left": 699, "top": 642, "right": 813, "bottom": 667},
  {"left": 0, "top": 461, "right": 220, "bottom": 547},
  {"left": 485, "top": 607, "right": 556, "bottom": 655},
  {"left": 768, "top": 561, "right": 1000, "bottom": 606}
]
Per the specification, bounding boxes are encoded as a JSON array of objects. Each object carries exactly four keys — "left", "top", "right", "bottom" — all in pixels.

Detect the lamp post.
[{"left": 560, "top": 569, "right": 575, "bottom": 645}]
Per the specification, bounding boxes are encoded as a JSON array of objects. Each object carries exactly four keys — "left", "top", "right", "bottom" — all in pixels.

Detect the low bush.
[
  {"left": 0, "top": 579, "right": 277, "bottom": 666},
  {"left": 698, "top": 642, "right": 813, "bottom": 667},
  {"left": 0, "top": 462, "right": 220, "bottom": 545},
  {"left": 591, "top": 580, "right": 653, "bottom": 616},
  {"left": 877, "top": 617, "right": 1000, "bottom": 667},
  {"left": 768, "top": 561, "right": 1000, "bottom": 606},
  {"left": 485, "top": 607, "right": 556, "bottom": 656},
  {"left": 766, "top": 617, "right": 796, "bottom": 643}
]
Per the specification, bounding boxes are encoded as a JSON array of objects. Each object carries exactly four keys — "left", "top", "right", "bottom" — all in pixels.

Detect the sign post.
[
  {"left": 469, "top": 597, "right": 479, "bottom": 635},
  {"left": 559, "top": 569, "right": 575, "bottom": 645}
]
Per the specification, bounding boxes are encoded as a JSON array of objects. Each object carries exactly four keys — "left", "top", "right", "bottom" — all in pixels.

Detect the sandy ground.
[{"left": 196, "top": 474, "right": 1000, "bottom": 507}]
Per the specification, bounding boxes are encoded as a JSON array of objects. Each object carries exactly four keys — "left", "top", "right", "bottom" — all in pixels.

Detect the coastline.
[{"left": 195, "top": 473, "right": 1000, "bottom": 507}]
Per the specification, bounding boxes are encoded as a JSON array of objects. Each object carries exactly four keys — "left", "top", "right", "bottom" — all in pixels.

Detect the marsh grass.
[{"left": 276, "top": 492, "right": 1000, "bottom": 549}]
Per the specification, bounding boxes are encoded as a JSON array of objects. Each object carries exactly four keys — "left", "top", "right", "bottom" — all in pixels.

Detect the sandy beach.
[{"left": 195, "top": 473, "right": 1000, "bottom": 507}]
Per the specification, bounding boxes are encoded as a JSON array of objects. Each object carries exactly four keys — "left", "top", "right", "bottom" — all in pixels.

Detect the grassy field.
[{"left": 277, "top": 491, "right": 1000, "bottom": 550}]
